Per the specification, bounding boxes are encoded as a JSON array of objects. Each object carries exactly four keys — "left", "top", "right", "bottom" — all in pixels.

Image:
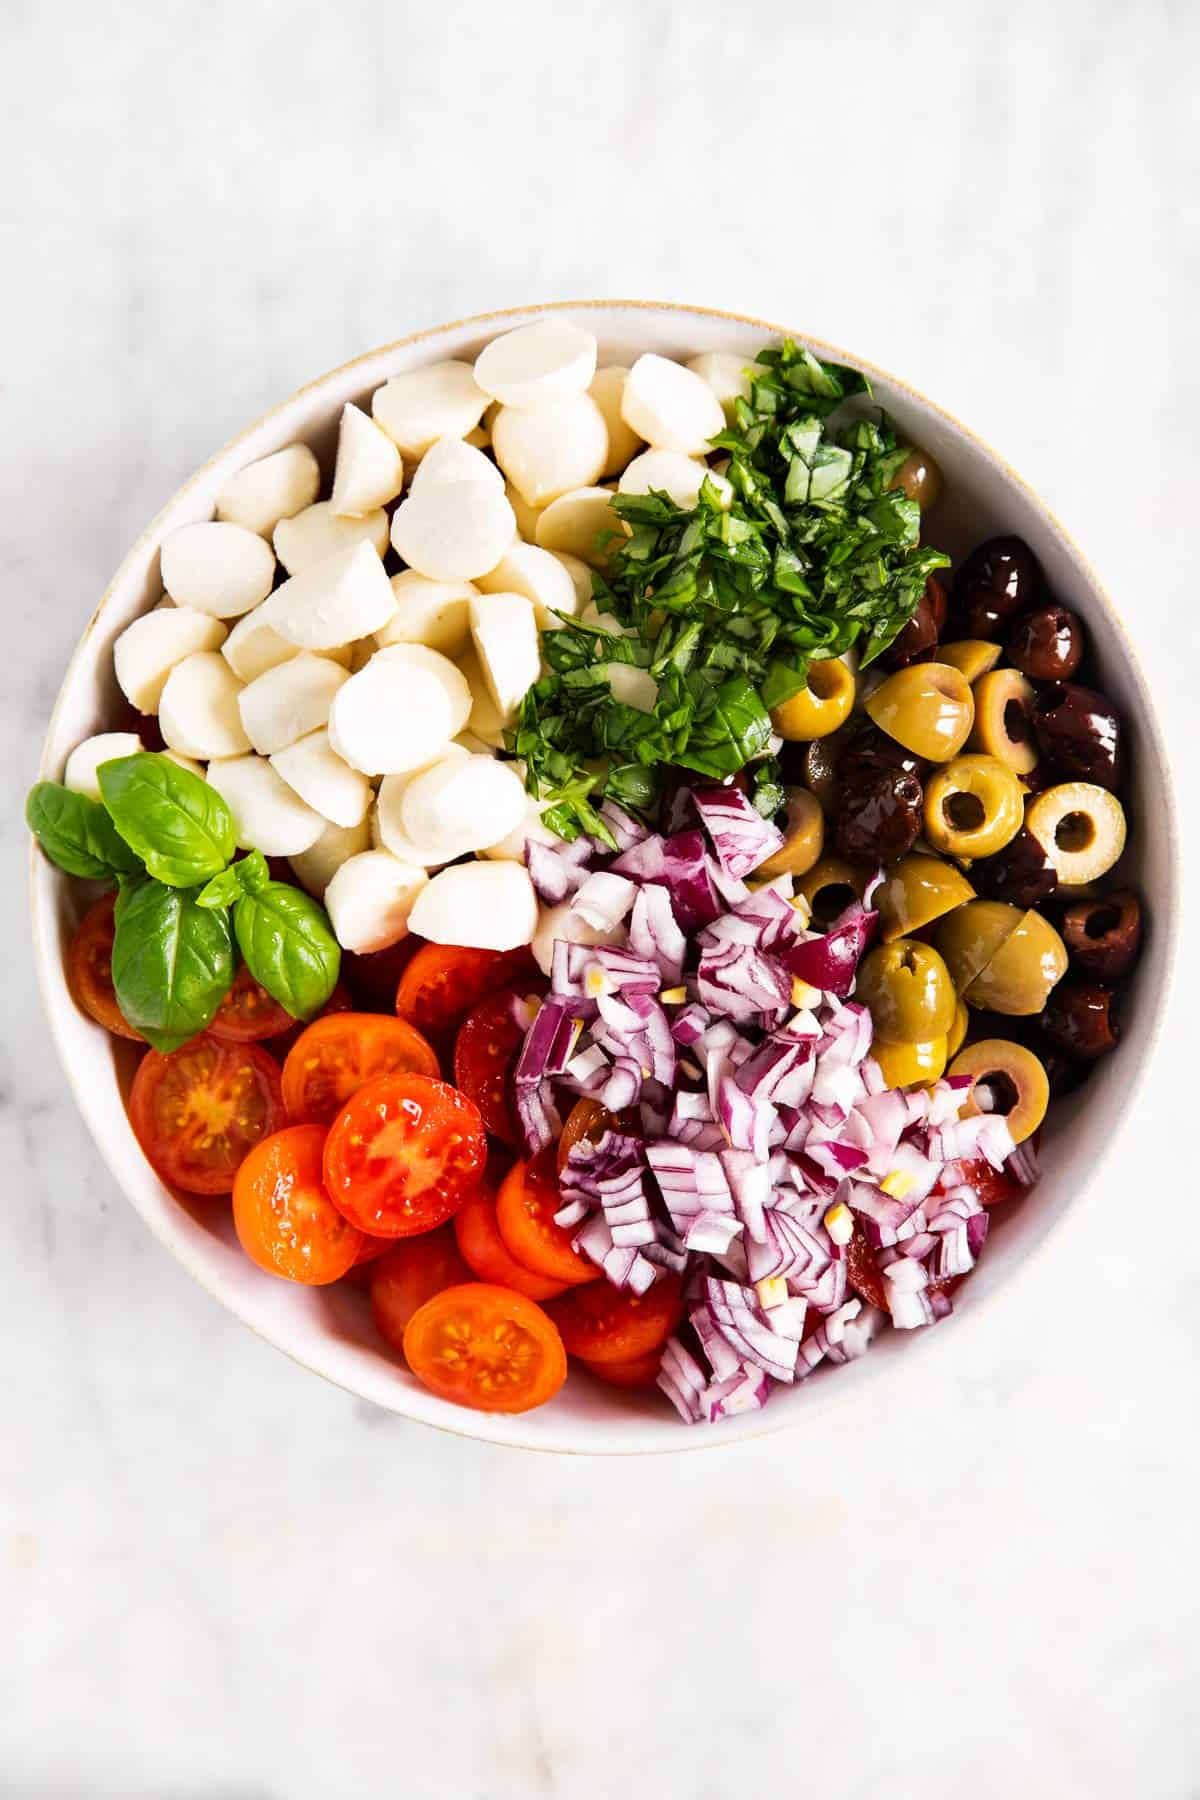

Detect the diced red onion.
[
  {"left": 626, "top": 883, "right": 686, "bottom": 983},
  {"left": 692, "top": 785, "right": 785, "bottom": 879},
  {"left": 526, "top": 836, "right": 593, "bottom": 904}
]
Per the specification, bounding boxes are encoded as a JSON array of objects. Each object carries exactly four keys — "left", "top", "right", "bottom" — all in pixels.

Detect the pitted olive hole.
[
  {"left": 1055, "top": 811, "right": 1094, "bottom": 852},
  {"left": 1003, "top": 698, "right": 1029, "bottom": 743},
  {"left": 807, "top": 662, "right": 841, "bottom": 700},
  {"left": 975, "top": 1071, "right": 1020, "bottom": 1115},
  {"left": 811, "top": 882, "right": 855, "bottom": 927},
  {"left": 1084, "top": 903, "right": 1122, "bottom": 940},
  {"left": 931, "top": 672, "right": 959, "bottom": 698},
  {"left": 944, "top": 791, "right": 986, "bottom": 832},
  {"left": 898, "top": 945, "right": 918, "bottom": 973}
]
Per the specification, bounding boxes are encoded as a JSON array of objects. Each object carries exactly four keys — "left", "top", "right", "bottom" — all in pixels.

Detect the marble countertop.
[{"left": 2, "top": 2, "right": 1197, "bottom": 1794}]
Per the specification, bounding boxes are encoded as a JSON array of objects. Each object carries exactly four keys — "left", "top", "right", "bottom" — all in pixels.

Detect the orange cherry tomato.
[
  {"left": 129, "top": 1036, "right": 285, "bottom": 1196},
  {"left": 281, "top": 1011, "right": 440, "bottom": 1125},
  {"left": 580, "top": 1349, "right": 663, "bottom": 1389},
  {"left": 453, "top": 986, "right": 542, "bottom": 1145},
  {"left": 402, "top": 1282, "right": 567, "bottom": 1414},
  {"left": 495, "top": 1150, "right": 599, "bottom": 1287},
  {"left": 396, "top": 943, "right": 537, "bottom": 1041},
  {"left": 208, "top": 962, "right": 296, "bottom": 1043},
  {"left": 232, "top": 1123, "right": 363, "bottom": 1283},
  {"left": 369, "top": 1226, "right": 474, "bottom": 1354},
  {"left": 546, "top": 1274, "right": 685, "bottom": 1365},
  {"left": 322, "top": 1072, "right": 486, "bottom": 1238},
  {"left": 272, "top": 980, "right": 353, "bottom": 1059},
  {"left": 453, "top": 1182, "right": 568, "bottom": 1302},
  {"left": 66, "top": 892, "right": 142, "bottom": 1041}
]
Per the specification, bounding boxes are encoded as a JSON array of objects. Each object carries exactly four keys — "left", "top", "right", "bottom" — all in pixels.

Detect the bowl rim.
[{"left": 29, "top": 297, "right": 1182, "bottom": 1455}]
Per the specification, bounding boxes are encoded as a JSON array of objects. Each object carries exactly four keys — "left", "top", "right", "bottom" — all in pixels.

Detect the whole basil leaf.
[
  {"left": 196, "top": 850, "right": 269, "bottom": 910},
  {"left": 112, "top": 875, "right": 235, "bottom": 1052},
  {"left": 98, "top": 753, "right": 235, "bottom": 887},
  {"left": 234, "top": 881, "right": 340, "bottom": 1021},
  {"left": 26, "top": 781, "right": 142, "bottom": 881}
]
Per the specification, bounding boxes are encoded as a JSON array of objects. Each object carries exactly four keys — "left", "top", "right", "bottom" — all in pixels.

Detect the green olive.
[
  {"left": 889, "top": 446, "right": 943, "bottom": 511},
  {"left": 949, "top": 1039, "right": 1050, "bottom": 1143},
  {"left": 855, "top": 939, "right": 957, "bottom": 1043},
  {"left": 923, "top": 754, "right": 1024, "bottom": 860},
  {"left": 771, "top": 658, "right": 856, "bottom": 741},
  {"left": 935, "top": 899, "right": 1024, "bottom": 992},
  {"left": 871, "top": 1034, "right": 948, "bottom": 1089},
  {"left": 864, "top": 662, "right": 975, "bottom": 761},
  {"left": 875, "top": 853, "right": 975, "bottom": 942},
  {"left": 946, "top": 998, "right": 969, "bottom": 1059},
  {"left": 794, "top": 856, "right": 869, "bottom": 928},
  {"left": 968, "top": 668, "right": 1038, "bottom": 775},
  {"left": 1025, "top": 782, "right": 1127, "bottom": 885},
  {"left": 756, "top": 788, "right": 824, "bottom": 879},
  {"left": 937, "top": 639, "right": 1003, "bottom": 684},
  {"left": 964, "top": 908, "right": 1069, "bottom": 1015}
]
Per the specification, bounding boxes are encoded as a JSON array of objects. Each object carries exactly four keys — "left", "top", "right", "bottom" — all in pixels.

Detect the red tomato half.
[
  {"left": 66, "top": 892, "right": 142, "bottom": 1041},
  {"left": 322, "top": 1072, "right": 487, "bottom": 1237},
  {"left": 580, "top": 1349, "right": 663, "bottom": 1389},
  {"left": 454, "top": 986, "right": 542, "bottom": 1145},
  {"left": 129, "top": 1036, "right": 285, "bottom": 1195},
  {"left": 233, "top": 1123, "right": 363, "bottom": 1283},
  {"left": 546, "top": 1274, "right": 684, "bottom": 1365},
  {"left": 453, "top": 1182, "right": 568, "bottom": 1302},
  {"left": 403, "top": 1283, "right": 567, "bottom": 1414},
  {"left": 208, "top": 963, "right": 295, "bottom": 1043},
  {"left": 282, "top": 1012, "right": 440, "bottom": 1125},
  {"left": 396, "top": 944, "right": 537, "bottom": 1042},
  {"left": 341, "top": 937, "right": 421, "bottom": 1012},
  {"left": 940, "top": 1157, "right": 1024, "bottom": 1209},
  {"left": 369, "top": 1227, "right": 474, "bottom": 1354}
]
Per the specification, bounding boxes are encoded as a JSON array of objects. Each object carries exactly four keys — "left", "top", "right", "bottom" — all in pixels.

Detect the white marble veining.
[{"left": 2, "top": 1, "right": 1198, "bottom": 1794}]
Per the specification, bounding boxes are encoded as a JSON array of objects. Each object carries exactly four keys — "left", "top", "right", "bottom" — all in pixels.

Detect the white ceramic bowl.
[{"left": 30, "top": 301, "right": 1179, "bottom": 1454}]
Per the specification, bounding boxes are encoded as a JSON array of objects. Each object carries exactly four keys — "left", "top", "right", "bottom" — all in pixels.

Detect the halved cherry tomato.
[
  {"left": 403, "top": 1282, "right": 567, "bottom": 1414},
  {"left": 579, "top": 1349, "right": 662, "bottom": 1388},
  {"left": 66, "top": 892, "right": 142, "bottom": 1041},
  {"left": 556, "top": 1098, "right": 621, "bottom": 1175},
  {"left": 272, "top": 980, "right": 353, "bottom": 1060},
  {"left": 282, "top": 1011, "right": 440, "bottom": 1125},
  {"left": 453, "top": 1182, "right": 568, "bottom": 1302},
  {"left": 323, "top": 1072, "right": 486, "bottom": 1237},
  {"left": 396, "top": 944, "right": 537, "bottom": 1041},
  {"left": 453, "top": 986, "right": 541, "bottom": 1145},
  {"left": 546, "top": 1274, "right": 684, "bottom": 1364},
  {"left": 232, "top": 1122, "right": 363, "bottom": 1283},
  {"left": 369, "top": 1226, "right": 474, "bottom": 1354},
  {"left": 495, "top": 1150, "right": 600, "bottom": 1287},
  {"left": 940, "top": 1157, "right": 1024, "bottom": 1209},
  {"left": 845, "top": 1224, "right": 889, "bottom": 1313},
  {"left": 208, "top": 962, "right": 296, "bottom": 1043},
  {"left": 342, "top": 937, "right": 421, "bottom": 1012},
  {"left": 129, "top": 1036, "right": 285, "bottom": 1195}
]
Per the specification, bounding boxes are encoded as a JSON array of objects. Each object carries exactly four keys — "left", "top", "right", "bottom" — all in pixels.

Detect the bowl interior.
[{"left": 30, "top": 302, "right": 1179, "bottom": 1453}]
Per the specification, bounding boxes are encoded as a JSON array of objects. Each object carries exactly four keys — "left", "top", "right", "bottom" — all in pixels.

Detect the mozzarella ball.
[
  {"left": 535, "top": 487, "right": 628, "bottom": 569},
  {"left": 330, "top": 403, "right": 404, "bottom": 517},
  {"left": 371, "top": 361, "right": 487, "bottom": 461},
  {"left": 491, "top": 394, "right": 609, "bottom": 510},
  {"left": 273, "top": 501, "right": 389, "bottom": 576},
  {"left": 686, "top": 350, "right": 753, "bottom": 419},
  {"left": 238, "top": 651, "right": 350, "bottom": 755},
  {"left": 222, "top": 604, "right": 353, "bottom": 686},
  {"left": 456, "top": 643, "right": 509, "bottom": 749},
  {"left": 618, "top": 448, "right": 733, "bottom": 510},
  {"left": 376, "top": 572, "right": 475, "bottom": 658},
  {"left": 262, "top": 542, "right": 397, "bottom": 651},
  {"left": 270, "top": 728, "right": 372, "bottom": 829},
  {"left": 590, "top": 367, "right": 645, "bottom": 477},
  {"left": 408, "top": 860, "right": 538, "bottom": 951},
  {"left": 547, "top": 552, "right": 594, "bottom": 612},
  {"left": 375, "top": 746, "right": 469, "bottom": 867},
  {"left": 289, "top": 816, "right": 371, "bottom": 899},
  {"left": 160, "top": 520, "right": 276, "bottom": 618},
  {"left": 215, "top": 444, "right": 320, "bottom": 538},
  {"left": 161, "top": 749, "right": 205, "bottom": 778},
  {"left": 325, "top": 850, "right": 428, "bottom": 953},
  {"left": 474, "top": 320, "right": 597, "bottom": 410},
  {"left": 469, "top": 592, "right": 539, "bottom": 721},
  {"left": 620, "top": 353, "right": 725, "bottom": 455},
  {"left": 407, "top": 435, "right": 505, "bottom": 498},
  {"left": 531, "top": 899, "right": 625, "bottom": 975},
  {"left": 400, "top": 754, "right": 526, "bottom": 863},
  {"left": 114, "top": 606, "right": 228, "bottom": 713},
  {"left": 390, "top": 481, "right": 516, "bottom": 582},
  {"left": 607, "top": 663, "right": 658, "bottom": 713},
  {"left": 64, "top": 732, "right": 142, "bottom": 802},
  {"left": 159, "top": 653, "right": 249, "bottom": 759},
  {"left": 479, "top": 791, "right": 557, "bottom": 861},
  {"left": 505, "top": 481, "right": 543, "bottom": 543},
  {"left": 206, "top": 755, "right": 324, "bottom": 856},
  {"left": 328, "top": 644, "right": 471, "bottom": 775},
  {"left": 476, "top": 543, "right": 578, "bottom": 627}
]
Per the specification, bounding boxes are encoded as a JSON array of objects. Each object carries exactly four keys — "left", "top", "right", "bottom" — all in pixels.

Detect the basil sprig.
[
  {"left": 98, "top": 753, "right": 235, "bottom": 887},
  {"left": 26, "top": 783, "right": 141, "bottom": 882},
  {"left": 234, "top": 880, "right": 340, "bottom": 1022},
  {"left": 112, "top": 875, "right": 235, "bottom": 1052}
]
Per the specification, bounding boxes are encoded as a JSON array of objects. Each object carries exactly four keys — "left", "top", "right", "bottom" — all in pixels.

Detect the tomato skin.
[
  {"left": 233, "top": 1123, "right": 363, "bottom": 1283},
  {"left": 453, "top": 987, "right": 540, "bottom": 1145},
  {"left": 129, "top": 1036, "right": 285, "bottom": 1196},
  {"left": 453, "top": 1183, "right": 568, "bottom": 1302},
  {"left": 322, "top": 1072, "right": 487, "bottom": 1238},
  {"left": 495, "top": 1151, "right": 600, "bottom": 1287},
  {"left": 580, "top": 1349, "right": 662, "bottom": 1389},
  {"left": 397, "top": 944, "right": 537, "bottom": 1042},
  {"left": 403, "top": 1282, "right": 567, "bottom": 1414},
  {"left": 66, "top": 892, "right": 143, "bottom": 1040},
  {"left": 342, "top": 937, "right": 421, "bottom": 1012},
  {"left": 208, "top": 963, "right": 296, "bottom": 1043},
  {"left": 940, "top": 1156, "right": 1024, "bottom": 1209},
  {"left": 547, "top": 1274, "right": 684, "bottom": 1365},
  {"left": 282, "top": 1011, "right": 440, "bottom": 1125},
  {"left": 369, "top": 1227, "right": 474, "bottom": 1354},
  {"left": 845, "top": 1224, "right": 890, "bottom": 1314}
]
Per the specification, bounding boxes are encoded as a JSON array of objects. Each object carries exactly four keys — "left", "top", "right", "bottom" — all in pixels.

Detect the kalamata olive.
[
  {"left": 970, "top": 826, "right": 1059, "bottom": 908},
  {"left": 890, "top": 447, "right": 944, "bottom": 511},
  {"left": 1007, "top": 605, "right": 1084, "bottom": 681},
  {"left": 833, "top": 765, "right": 924, "bottom": 865},
  {"left": 952, "top": 535, "right": 1042, "bottom": 638},
  {"left": 1041, "top": 1048, "right": 1091, "bottom": 1099},
  {"left": 1041, "top": 981, "right": 1119, "bottom": 1059},
  {"left": 879, "top": 573, "right": 949, "bottom": 671},
  {"left": 1061, "top": 890, "right": 1143, "bottom": 981},
  {"left": 1031, "top": 682, "right": 1121, "bottom": 790},
  {"left": 839, "top": 719, "right": 927, "bottom": 785}
]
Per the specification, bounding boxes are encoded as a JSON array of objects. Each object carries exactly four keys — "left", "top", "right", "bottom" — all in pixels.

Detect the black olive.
[
  {"left": 1007, "top": 605, "right": 1084, "bottom": 682},
  {"left": 839, "top": 720, "right": 927, "bottom": 786},
  {"left": 879, "top": 572, "right": 949, "bottom": 671},
  {"left": 952, "top": 535, "right": 1042, "bottom": 638},
  {"left": 1031, "top": 682, "right": 1121, "bottom": 790},
  {"left": 1041, "top": 982, "right": 1120, "bottom": 1060},
  {"left": 1061, "top": 891, "right": 1143, "bottom": 981},
  {"left": 833, "top": 765, "right": 924, "bottom": 865},
  {"left": 1041, "top": 1049, "right": 1091, "bottom": 1099},
  {"left": 970, "top": 827, "right": 1059, "bottom": 908}
]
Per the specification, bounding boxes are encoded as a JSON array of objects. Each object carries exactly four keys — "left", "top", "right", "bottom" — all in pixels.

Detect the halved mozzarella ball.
[
  {"left": 262, "top": 542, "right": 397, "bottom": 651},
  {"left": 376, "top": 572, "right": 475, "bottom": 658},
  {"left": 686, "top": 351, "right": 753, "bottom": 419},
  {"left": 238, "top": 652, "right": 349, "bottom": 755},
  {"left": 548, "top": 551, "right": 594, "bottom": 612},
  {"left": 206, "top": 755, "right": 324, "bottom": 856},
  {"left": 375, "top": 745, "right": 469, "bottom": 866},
  {"left": 390, "top": 481, "right": 515, "bottom": 583},
  {"left": 161, "top": 749, "right": 205, "bottom": 778},
  {"left": 490, "top": 395, "right": 608, "bottom": 509},
  {"left": 474, "top": 320, "right": 597, "bottom": 411},
  {"left": 408, "top": 860, "right": 538, "bottom": 951},
  {"left": 371, "top": 362, "right": 487, "bottom": 461},
  {"left": 505, "top": 481, "right": 543, "bottom": 543},
  {"left": 347, "top": 637, "right": 377, "bottom": 672},
  {"left": 469, "top": 592, "right": 539, "bottom": 721},
  {"left": 476, "top": 543, "right": 578, "bottom": 627},
  {"left": 590, "top": 367, "right": 644, "bottom": 477},
  {"left": 222, "top": 605, "right": 353, "bottom": 685},
  {"left": 620, "top": 353, "right": 724, "bottom": 455},
  {"left": 330, "top": 403, "right": 404, "bottom": 517},
  {"left": 407, "top": 435, "right": 504, "bottom": 497},
  {"left": 580, "top": 601, "right": 635, "bottom": 637},
  {"left": 479, "top": 787, "right": 557, "bottom": 861},
  {"left": 456, "top": 644, "right": 508, "bottom": 748},
  {"left": 400, "top": 754, "right": 526, "bottom": 863},
  {"left": 531, "top": 899, "right": 625, "bottom": 976},
  {"left": 270, "top": 728, "right": 372, "bottom": 829},
  {"left": 328, "top": 644, "right": 471, "bottom": 775},
  {"left": 273, "top": 501, "right": 389, "bottom": 576},
  {"left": 325, "top": 850, "right": 428, "bottom": 953},
  {"left": 160, "top": 521, "right": 276, "bottom": 618},
  {"left": 64, "top": 732, "right": 142, "bottom": 801},
  {"left": 215, "top": 444, "right": 320, "bottom": 538},
  {"left": 607, "top": 663, "right": 659, "bottom": 713},
  {"left": 114, "top": 607, "right": 228, "bottom": 713},
  {"left": 618, "top": 448, "right": 732, "bottom": 510},
  {"left": 535, "top": 487, "right": 628, "bottom": 569},
  {"left": 289, "top": 816, "right": 371, "bottom": 899},
  {"left": 159, "top": 653, "right": 249, "bottom": 759}
]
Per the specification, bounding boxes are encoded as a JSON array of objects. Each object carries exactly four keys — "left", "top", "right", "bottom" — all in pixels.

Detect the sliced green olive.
[
  {"left": 963, "top": 908, "right": 1068, "bottom": 1015},
  {"left": 871, "top": 1034, "right": 949, "bottom": 1089},
  {"left": 937, "top": 639, "right": 1004, "bottom": 684},
  {"left": 968, "top": 668, "right": 1038, "bottom": 775},
  {"left": 949, "top": 1039, "right": 1050, "bottom": 1143},
  {"left": 756, "top": 789, "right": 824, "bottom": 879},
  {"left": 875, "top": 853, "right": 975, "bottom": 942},
  {"left": 935, "top": 899, "right": 1024, "bottom": 992},
  {"left": 923, "top": 754, "right": 1024, "bottom": 861},
  {"left": 771, "top": 658, "right": 856, "bottom": 741},
  {"left": 855, "top": 939, "right": 957, "bottom": 1043},
  {"left": 864, "top": 662, "right": 974, "bottom": 761},
  {"left": 793, "top": 856, "right": 869, "bottom": 928}
]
